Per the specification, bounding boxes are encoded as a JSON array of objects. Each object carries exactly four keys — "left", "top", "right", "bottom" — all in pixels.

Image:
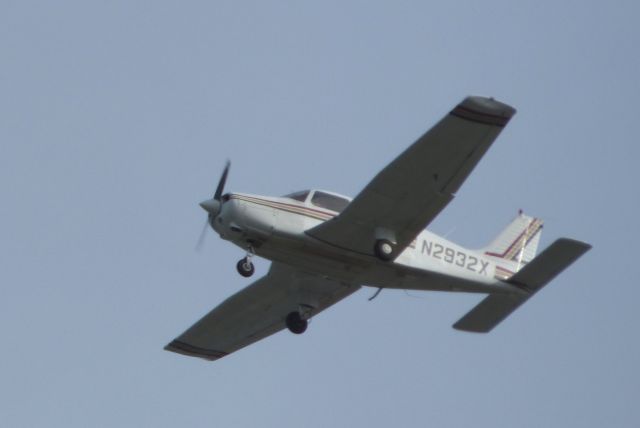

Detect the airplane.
[{"left": 165, "top": 96, "right": 591, "bottom": 362}]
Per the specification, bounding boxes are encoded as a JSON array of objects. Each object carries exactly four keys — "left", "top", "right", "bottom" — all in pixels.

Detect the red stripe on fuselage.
[{"left": 229, "top": 194, "right": 337, "bottom": 221}]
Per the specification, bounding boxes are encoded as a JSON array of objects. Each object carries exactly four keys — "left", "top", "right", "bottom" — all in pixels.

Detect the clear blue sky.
[{"left": 1, "top": 1, "right": 638, "bottom": 427}]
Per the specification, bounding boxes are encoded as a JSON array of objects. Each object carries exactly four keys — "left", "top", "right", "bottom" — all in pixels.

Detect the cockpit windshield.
[
  {"left": 310, "top": 191, "right": 350, "bottom": 213},
  {"left": 284, "top": 190, "right": 350, "bottom": 212},
  {"left": 284, "top": 190, "right": 310, "bottom": 203}
]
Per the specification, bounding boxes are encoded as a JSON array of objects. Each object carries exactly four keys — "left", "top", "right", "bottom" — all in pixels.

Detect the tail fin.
[
  {"left": 483, "top": 211, "right": 543, "bottom": 277},
  {"left": 454, "top": 238, "right": 592, "bottom": 333}
]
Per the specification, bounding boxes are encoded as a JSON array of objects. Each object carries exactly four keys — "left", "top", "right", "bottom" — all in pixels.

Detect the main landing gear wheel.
[
  {"left": 236, "top": 257, "right": 255, "bottom": 277},
  {"left": 374, "top": 239, "right": 395, "bottom": 261},
  {"left": 285, "top": 312, "right": 308, "bottom": 334}
]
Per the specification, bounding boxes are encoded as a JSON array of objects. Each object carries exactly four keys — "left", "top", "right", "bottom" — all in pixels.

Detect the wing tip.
[
  {"left": 452, "top": 322, "right": 492, "bottom": 333},
  {"left": 451, "top": 96, "right": 517, "bottom": 127},
  {"left": 164, "top": 340, "right": 228, "bottom": 362},
  {"left": 556, "top": 237, "right": 593, "bottom": 253}
]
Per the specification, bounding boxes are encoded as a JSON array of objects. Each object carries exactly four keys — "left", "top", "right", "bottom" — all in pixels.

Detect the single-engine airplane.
[{"left": 166, "top": 96, "right": 591, "bottom": 362}]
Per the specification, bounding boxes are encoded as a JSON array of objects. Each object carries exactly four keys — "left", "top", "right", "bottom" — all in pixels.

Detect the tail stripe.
[
  {"left": 494, "top": 265, "right": 516, "bottom": 281},
  {"left": 485, "top": 218, "right": 543, "bottom": 261}
]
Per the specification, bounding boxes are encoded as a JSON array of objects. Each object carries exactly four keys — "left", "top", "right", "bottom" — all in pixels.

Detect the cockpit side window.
[
  {"left": 310, "top": 191, "right": 350, "bottom": 213},
  {"left": 285, "top": 190, "right": 310, "bottom": 203}
]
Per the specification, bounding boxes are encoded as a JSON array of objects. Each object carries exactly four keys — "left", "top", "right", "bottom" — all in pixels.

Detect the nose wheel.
[
  {"left": 236, "top": 245, "right": 256, "bottom": 277},
  {"left": 236, "top": 257, "right": 255, "bottom": 277}
]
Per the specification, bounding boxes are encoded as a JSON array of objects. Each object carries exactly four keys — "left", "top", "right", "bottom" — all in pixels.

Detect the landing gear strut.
[{"left": 236, "top": 245, "right": 255, "bottom": 277}]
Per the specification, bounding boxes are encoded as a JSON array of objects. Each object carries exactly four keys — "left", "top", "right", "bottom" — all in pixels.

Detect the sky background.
[{"left": 1, "top": 1, "right": 639, "bottom": 427}]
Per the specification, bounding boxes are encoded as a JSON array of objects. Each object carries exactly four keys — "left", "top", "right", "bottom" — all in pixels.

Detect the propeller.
[
  {"left": 199, "top": 160, "right": 230, "bottom": 217},
  {"left": 196, "top": 160, "right": 230, "bottom": 250},
  {"left": 195, "top": 218, "right": 209, "bottom": 252}
]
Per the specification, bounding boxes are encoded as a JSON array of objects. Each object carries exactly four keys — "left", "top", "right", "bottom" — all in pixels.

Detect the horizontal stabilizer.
[
  {"left": 507, "top": 238, "right": 591, "bottom": 292},
  {"left": 453, "top": 238, "right": 591, "bottom": 333},
  {"left": 453, "top": 294, "right": 525, "bottom": 333}
]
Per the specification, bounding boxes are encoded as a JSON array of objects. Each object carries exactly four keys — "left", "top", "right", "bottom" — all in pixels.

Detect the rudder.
[{"left": 483, "top": 211, "right": 543, "bottom": 277}]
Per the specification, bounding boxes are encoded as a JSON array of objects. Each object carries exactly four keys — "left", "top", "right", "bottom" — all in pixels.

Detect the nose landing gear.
[
  {"left": 236, "top": 258, "right": 255, "bottom": 277},
  {"left": 236, "top": 245, "right": 255, "bottom": 277}
]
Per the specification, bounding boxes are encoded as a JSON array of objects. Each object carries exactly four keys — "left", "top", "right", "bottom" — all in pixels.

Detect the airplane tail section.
[
  {"left": 483, "top": 211, "right": 543, "bottom": 278},
  {"left": 453, "top": 238, "right": 591, "bottom": 333}
]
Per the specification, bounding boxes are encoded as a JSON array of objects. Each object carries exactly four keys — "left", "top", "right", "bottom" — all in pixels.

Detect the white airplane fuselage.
[
  {"left": 212, "top": 191, "right": 523, "bottom": 297},
  {"left": 166, "top": 97, "right": 592, "bottom": 361}
]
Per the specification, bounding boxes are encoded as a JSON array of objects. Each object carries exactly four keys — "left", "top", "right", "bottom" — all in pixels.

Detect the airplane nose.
[{"left": 199, "top": 198, "right": 221, "bottom": 216}]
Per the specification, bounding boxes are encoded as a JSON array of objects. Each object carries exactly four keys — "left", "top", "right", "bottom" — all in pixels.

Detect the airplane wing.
[
  {"left": 307, "top": 96, "right": 516, "bottom": 258},
  {"left": 165, "top": 263, "right": 360, "bottom": 361}
]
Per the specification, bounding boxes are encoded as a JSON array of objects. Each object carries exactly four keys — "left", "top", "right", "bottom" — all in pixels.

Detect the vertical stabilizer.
[{"left": 483, "top": 211, "right": 543, "bottom": 278}]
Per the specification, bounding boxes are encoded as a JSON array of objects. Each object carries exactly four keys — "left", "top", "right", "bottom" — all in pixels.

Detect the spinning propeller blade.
[
  {"left": 214, "top": 160, "right": 231, "bottom": 201},
  {"left": 196, "top": 161, "right": 231, "bottom": 250},
  {"left": 195, "top": 218, "right": 209, "bottom": 252}
]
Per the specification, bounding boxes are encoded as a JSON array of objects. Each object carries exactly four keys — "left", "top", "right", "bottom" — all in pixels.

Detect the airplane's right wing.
[{"left": 165, "top": 263, "right": 359, "bottom": 361}]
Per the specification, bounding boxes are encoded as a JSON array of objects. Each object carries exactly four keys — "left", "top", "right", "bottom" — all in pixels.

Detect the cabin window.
[
  {"left": 311, "top": 191, "right": 350, "bottom": 213},
  {"left": 285, "top": 190, "right": 310, "bottom": 203}
]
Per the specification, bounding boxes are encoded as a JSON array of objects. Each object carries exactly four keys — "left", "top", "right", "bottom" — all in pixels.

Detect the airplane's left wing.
[
  {"left": 165, "top": 263, "right": 359, "bottom": 361},
  {"left": 307, "top": 96, "right": 516, "bottom": 258}
]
